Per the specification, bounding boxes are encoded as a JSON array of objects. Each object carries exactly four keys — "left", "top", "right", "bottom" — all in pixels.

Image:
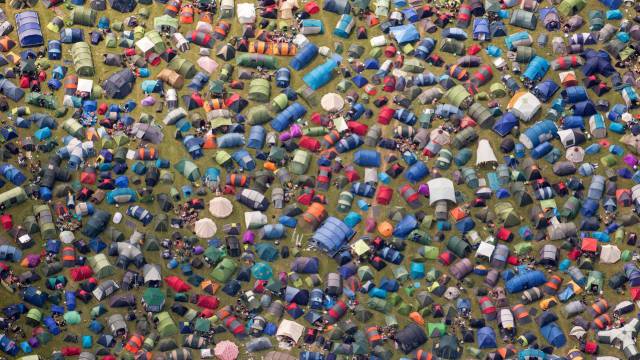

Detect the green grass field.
[{"left": 0, "top": 0, "right": 637, "bottom": 359}]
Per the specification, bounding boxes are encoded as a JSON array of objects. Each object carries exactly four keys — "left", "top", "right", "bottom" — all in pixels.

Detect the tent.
[
  {"left": 395, "top": 323, "right": 427, "bottom": 354},
  {"left": 194, "top": 218, "right": 217, "bottom": 238},
  {"left": 109, "top": 0, "right": 136, "bottom": 12},
  {"left": 311, "top": 217, "right": 354, "bottom": 255},
  {"left": 209, "top": 197, "right": 233, "bottom": 218},
  {"left": 540, "top": 322, "right": 566, "bottom": 347},
  {"left": 102, "top": 69, "right": 135, "bottom": 99},
  {"left": 15, "top": 11, "right": 43, "bottom": 47},
  {"left": 88, "top": 254, "right": 115, "bottom": 279}
]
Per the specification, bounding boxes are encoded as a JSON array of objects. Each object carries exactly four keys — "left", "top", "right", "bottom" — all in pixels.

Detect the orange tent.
[
  {"left": 581, "top": 237, "right": 597, "bottom": 252},
  {"left": 377, "top": 221, "right": 393, "bottom": 237}
]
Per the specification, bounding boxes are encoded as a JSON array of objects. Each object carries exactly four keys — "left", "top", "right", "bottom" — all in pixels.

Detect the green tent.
[
  {"left": 154, "top": 14, "right": 179, "bottom": 33},
  {"left": 156, "top": 312, "right": 178, "bottom": 337},
  {"left": 71, "top": 7, "right": 96, "bottom": 26},
  {"left": 203, "top": 246, "right": 224, "bottom": 264},
  {"left": 445, "top": 85, "right": 472, "bottom": 109},
  {"left": 289, "top": 149, "right": 311, "bottom": 175},
  {"left": 63, "top": 311, "right": 81, "bottom": 325},
  {"left": 0, "top": 187, "right": 27, "bottom": 210},
  {"left": 214, "top": 151, "right": 232, "bottom": 167},
  {"left": 247, "top": 105, "right": 273, "bottom": 125},
  {"left": 447, "top": 237, "right": 470, "bottom": 258},
  {"left": 26, "top": 308, "right": 42, "bottom": 325},
  {"left": 428, "top": 323, "right": 446, "bottom": 337},
  {"left": 194, "top": 317, "right": 210, "bottom": 333},
  {"left": 586, "top": 271, "right": 603, "bottom": 292},
  {"left": 33, "top": 205, "right": 56, "bottom": 240},
  {"left": 26, "top": 93, "right": 57, "bottom": 110},
  {"left": 557, "top": 0, "right": 586, "bottom": 16},
  {"left": 143, "top": 30, "right": 166, "bottom": 54},
  {"left": 168, "top": 57, "right": 197, "bottom": 79},
  {"left": 495, "top": 202, "right": 521, "bottom": 227},
  {"left": 392, "top": 266, "right": 409, "bottom": 282},
  {"left": 175, "top": 159, "right": 201, "bottom": 182},
  {"left": 210, "top": 258, "right": 238, "bottom": 282},
  {"left": 88, "top": 254, "right": 116, "bottom": 279},
  {"left": 248, "top": 78, "right": 271, "bottom": 102},
  {"left": 142, "top": 288, "right": 166, "bottom": 312},
  {"left": 271, "top": 93, "right": 288, "bottom": 111},
  {"left": 236, "top": 53, "right": 278, "bottom": 69},
  {"left": 513, "top": 242, "right": 532, "bottom": 256},
  {"left": 71, "top": 42, "right": 95, "bottom": 76},
  {"left": 419, "top": 246, "right": 439, "bottom": 260},
  {"left": 210, "top": 117, "right": 233, "bottom": 130}
]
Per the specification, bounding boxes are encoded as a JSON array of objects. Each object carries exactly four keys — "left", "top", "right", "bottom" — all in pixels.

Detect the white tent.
[
  {"left": 237, "top": 3, "right": 256, "bottom": 24},
  {"left": 427, "top": 178, "right": 456, "bottom": 205},
  {"left": 135, "top": 37, "right": 155, "bottom": 55},
  {"left": 508, "top": 91, "right": 541, "bottom": 122},
  {"left": 565, "top": 146, "right": 585, "bottom": 163},
  {"left": 476, "top": 241, "right": 495, "bottom": 259},
  {"left": 430, "top": 128, "right": 451, "bottom": 145},
  {"left": 194, "top": 218, "right": 217, "bottom": 238},
  {"left": 209, "top": 197, "right": 234, "bottom": 218},
  {"left": 569, "top": 326, "right": 586, "bottom": 340},
  {"left": 245, "top": 211, "right": 267, "bottom": 229},
  {"left": 276, "top": 319, "right": 304, "bottom": 344},
  {"left": 60, "top": 231, "right": 75, "bottom": 244},
  {"left": 600, "top": 244, "right": 621, "bottom": 264},
  {"left": 77, "top": 78, "right": 93, "bottom": 95},
  {"left": 197, "top": 57, "right": 219, "bottom": 74},
  {"left": 195, "top": 21, "right": 213, "bottom": 33},
  {"left": 476, "top": 139, "right": 498, "bottom": 167},
  {"left": 320, "top": 93, "right": 345, "bottom": 112}
]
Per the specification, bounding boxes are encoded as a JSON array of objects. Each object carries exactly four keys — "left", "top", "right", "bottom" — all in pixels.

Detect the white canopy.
[
  {"left": 476, "top": 139, "right": 498, "bottom": 167},
  {"left": 476, "top": 241, "right": 495, "bottom": 259},
  {"left": 430, "top": 128, "right": 451, "bottom": 145},
  {"left": 320, "top": 93, "right": 345, "bottom": 112},
  {"left": 427, "top": 178, "right": 456, "bottom": 206},
  {"left": 599, "top": 244, "right": 621, "bottom": 264},
  {"left": 194, "top": 218, "right": 217, "bottom": 238},
  {"left": 565, "top": 146, "right": 585, "bottom": 163},
  {"left": 237, "top": 3, "right": 256, "bottom": 24},
  {"left": 209, "top": 197, "right": 233, "bottom": 218},
  {"left": 276, "top": 319, "right": 304, "bottom": 344},
  {"left": 77, "top": 78, "right": 93, "bottom": 94}
]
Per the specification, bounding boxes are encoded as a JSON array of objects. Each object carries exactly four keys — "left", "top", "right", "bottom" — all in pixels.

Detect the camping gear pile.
[{"left": 3, "top": 0, "right": 640, "bottom": 359}]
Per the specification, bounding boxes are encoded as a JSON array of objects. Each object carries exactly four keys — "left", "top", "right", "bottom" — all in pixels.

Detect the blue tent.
[
  {"left": 272, "top": 102, "right": 307, "bottom": 131},
  {"left": 540, "top": 322, "right": 566, "bottom": 347},
  {"left": 402, "top": 7, "right": 419, "bottom": 22},
  {"left": 352, "top": 74, "right": 368, "bottom": 88},
  {"left": 323, "top": 0, "right": 351, "bottom": 13},
  {"left": 477, "top": 327, "right": 497, "bottom": 349},
  {"left": 442, "top": 27, "right": 468, "bottom": 41},
  {"left": 562, "top": 86, "right": 588, "bottom": 104},
  {"left": 473, "top": 18, "right": 490, "bottom": 40},
  {"left": 519, "top": 348, "right": 547, "bottom": 360},
  {"left": 188, "top": 72, "right": 209, "bottom": 91},
  {"left": 405, "top": 162, "right": 429, "bottom": 182},
  {"left": 262, "top": 224, "right": 285, "bottom": 240},
  {"left": 334, "top": 14, "right": 355, "bottom": 38},
  {"left": 22, "top": 287, "right": 49, "bottom": 307},
  {"left": 231, "top": 149, "right": 255, "bottom": 170},
  {"left": 109, "top": 0, "right": 137, "bottom": 12},
  {"left": 45, "top": 240, "right": 61, "bottom": 254},
  {"left": 291, "top": 257, "right": 320, "bottom": 273},
  {"left": 183, "top": 135, "right": 204, "bottom": 159},
  {"left": 414, "top": 38, "right": 436, "bottom": 59},
  {"left": 0, "top": 164, "right": 26, "bottom": 185},
  {"left": 60, "top": 28, "right": 84, "bottom": 43},
  {"left": 456, "top": 217, "right": 475, "bottom": 233},
  {"left": 363, "top": 58, "right": 379, "bottom": 69},
  {"left": 251, "top": 262, "right": 273, "bottom": 280},
  {"left": 520, "top": 120, "right": 558, "bottom": 149},
  {"left": 0, "top": 335, "right": 17, "bottom": 356},
  {"left": 217, "top": 133, "right": 245, "bottom": 148},
  {"left": 353, "top": 150, "right": 381, "bottom": 167},
  {"left": 493, "top": 112, "right": 519, "bottom": 137},
  {"left": 0, "top": 245, "right": 22, "bottom": 262},
  {"left": 582, "top": 50, "right": 616, "bottom": 77},
  {"left": 390, "top": 24, "right": 420, "bottom": 44},
  {"left": 275, "top": 68, "right": 291, "bottom": 88},
  {"left": 344, "top": 211, "right": 362, "bottom": 227},
  {"left": 290, "top": 44, "right": 318, "bottom": 71},
  {"left": 505, "top": 270, "right": 546, "bottom": 293},
  {"left": 106, "top": 188, "right": 138, "bottom": 204},
  {"left": 600, "top": 0, "right": 622, "bottom": 8},
  {"left": 523, "top": 56, "right": 550, "bottom": 82},
  {"left": 47, "top": 40, "right": 61, "bottom": 60},
  {"left": 532, "top": 80, "right": 559, "bottom": 102},
  {"left": 351, "top": 182, "right": 375, "bottom": 197},
  {"left": 394, "top": 109, "right": 417, "bottom": 125},
  {"left": 380, "top": 247, "right": 403, "bottom": 264},
  {"left": 393, "top": 215, "right": 417, "bottom": 238},
  {"left": 414, "top": 73, "right": 437, "bottom": 86},
  {"left": 573, "top": 100, "right": 597, "bottom": 116},
  {"left": 141, "top": 80, "right": 163, "bottom": 93},
  {"left": 311, "top": 217, "right": 354, "bottom": 255},
  {"left": 335, "top": 134, "right": 363, "bottom": 153},
  {"left": 16, "top": 11, "right": 43, "bottom": 47},
  {"left": 247, "top": 126, "right": 266, "bottom": 149}
]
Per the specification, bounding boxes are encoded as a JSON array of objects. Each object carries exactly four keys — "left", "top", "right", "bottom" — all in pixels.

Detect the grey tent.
[
  {"left": 0, "top": 79, "right": 25, "bottom": 101},
  {"left": 108, "top": 313, "right": 127, "bottom": 336},
  {"left": 510, "top": 10, "right": 537, "bottom": 30},
  {"left": 246, "top": 337, "right": 272, "bottom": 352},
  {"left": 102, "top": 69, "right": 135, "bottom": 99},
  {"left": 395, "top": 323, "right": 427, "bottom": 354},
  {"left": 434, "top": 335, "right": 461, "bottom": 359},
  {"left": 93, "top": 279, "right": 119, "bottom": 300},
  {"left": 143, "top": 264, "right": 162, "bottom": 286},
  {"left": 563, "top": 300, "right": 586, "bottom": 318}
]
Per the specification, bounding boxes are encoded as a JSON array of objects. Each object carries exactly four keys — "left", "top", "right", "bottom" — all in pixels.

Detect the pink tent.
[{"left": 214, "top": 340, "right": 239, "bottom": 360}]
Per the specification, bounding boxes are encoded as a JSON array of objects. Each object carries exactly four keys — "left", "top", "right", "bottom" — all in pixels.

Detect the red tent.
[
  {"left": 62, "top": 347, "right": 81, "bottom": 356},
  {"left": 196, "top": 295, "right": 220, "bottom": 310},
  {"left": 304, "top": 1, "right": 319, "bottom": 14},
  {"left": 299, "top": 136, "right": 321, "bottom": 152},
  {"left": 164, "top": 276, "right": 191, "bottom": 292},
  {"left": 376, "top": 185, "right": 393, "bottom": 205},
  {"left": 347, "top": 121, "right": 368, "bottom": 136},
  {"left": 581, "top": 237, "right": 598, "bottom": 253},
  {"left": 378, "top": 106, "right": 394, "bottom": 125},
  {"left": 631, "top": 287, "right": 640, "bottom": 301},
  {"left": 0, "top": 214, "right": 11, "bottom": 230},
  {"left": 70, "top": 265, "right": 93, "bottom": 281}
]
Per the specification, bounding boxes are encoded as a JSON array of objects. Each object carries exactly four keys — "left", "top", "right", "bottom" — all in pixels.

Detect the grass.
[{"left": 0, "top": 0, "right": 636, "bottom": 359}]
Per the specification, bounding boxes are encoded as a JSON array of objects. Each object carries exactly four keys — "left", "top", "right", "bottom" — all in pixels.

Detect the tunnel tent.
[
  {"left": 71, "top": 42, "right": 95, "bottom": 77},
  {"left": 427, "top": 178, "right": 456, "bottom": 205},
  {"left": 87, "top": 254, "right": 115, "bottom": 279},
  {"left": 154, "top": 14, "right": 179, "bottom": 34},
  {"left": 15, "top": 11, "right": 44, "bottom": 47},
  {"left": 169, "top": 57, "right": 197, "bottom": 79},
  {"left": 71, "top": 7, "right": 97, "bottom": 26},
  {"left": 175, "top": 159, "right": 201, "bottom": 181}
]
